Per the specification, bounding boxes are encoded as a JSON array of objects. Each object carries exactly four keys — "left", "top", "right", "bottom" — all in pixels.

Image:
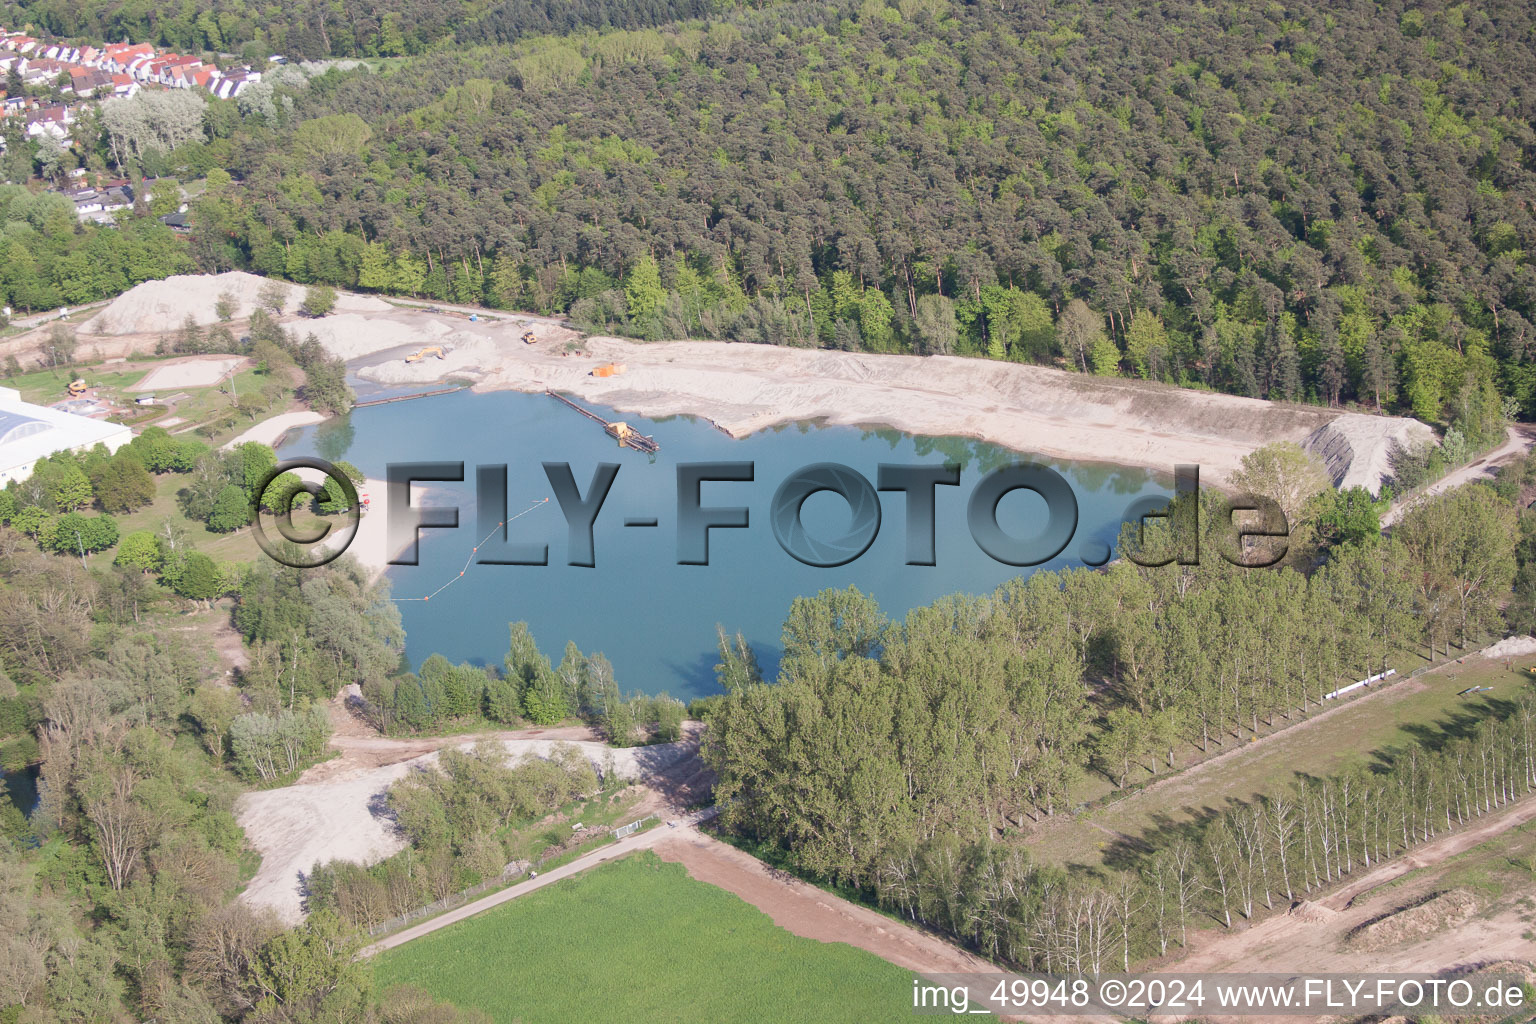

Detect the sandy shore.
[
  {"left": 14, "top": 272, "right": 1437, "bottom": 500},
  {"left": 222, "top": 409, "right": 326, "bottom": 450},
  {"left": 345, "top": 476, "right": 392, "bottom": 575}
]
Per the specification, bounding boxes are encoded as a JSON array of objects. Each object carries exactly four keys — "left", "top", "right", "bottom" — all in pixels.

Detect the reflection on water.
[{"left": 280, "top": 389, "right": 1169, "bottom": 701}]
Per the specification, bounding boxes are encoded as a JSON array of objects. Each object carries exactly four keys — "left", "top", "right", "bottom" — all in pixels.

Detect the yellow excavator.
[
  {"left": 67, "top": 379, "right": 87, "bottom": 396},
  {"left": 405, "top": 346, "right": 445, "bottom": 363}
]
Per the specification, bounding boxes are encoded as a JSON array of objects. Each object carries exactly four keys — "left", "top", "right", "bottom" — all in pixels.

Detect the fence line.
[
  {"left": 365, "top": 805, "right": 722, "bottom": 937},
  {"left": 367, "top": 860, "right": 526, "bottom": 936},
  {"left": 613, "top": 814, "right": 655, "bottom": 839}
]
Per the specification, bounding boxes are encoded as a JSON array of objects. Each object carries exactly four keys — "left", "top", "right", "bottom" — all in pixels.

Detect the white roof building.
[{"left": 0, "top": 395, "right": 132, "bottom": 486}]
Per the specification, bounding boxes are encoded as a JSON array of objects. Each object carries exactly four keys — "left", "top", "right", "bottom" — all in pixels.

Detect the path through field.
[
  {"left": 362, "top": 822, "right": 1014, "bottom": 1018},
  {"left": 360, "top": 819, "right": 699, "bottom": 956}
]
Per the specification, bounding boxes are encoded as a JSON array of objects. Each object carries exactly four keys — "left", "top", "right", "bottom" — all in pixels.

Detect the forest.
[
  {"left": 6, "top": 0, "right": 1534, "bottom": 444},
  {"left": 0, "top": 185, "right": 194, "bottom": 314},
  {"left": 15, "top": 0, "right": 1530, "bottom": 438},
  {"left": 699, "top": 447, "right": 1536, "bottom": 970},
  {"left": 6, "top": 0, "right": 715, "bottom": 62}
]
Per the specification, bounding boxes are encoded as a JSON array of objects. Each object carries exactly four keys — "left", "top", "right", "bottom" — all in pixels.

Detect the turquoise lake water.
[{"left": 279, "top": 389, "right": 1170, "bottom": 701}]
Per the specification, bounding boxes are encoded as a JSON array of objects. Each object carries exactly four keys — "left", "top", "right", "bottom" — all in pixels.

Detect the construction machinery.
[
  {"left": 404, "top": 346, "right": 445, "bottom": 363},
  {"left": 522, "top": 330, "right": 538, "bottom": 345},
  {"left": 547, "top": 391, "right": 660, "bottom": 454},
  {"left": 67, "top": 379, "right": 87, "bottom": 396}
]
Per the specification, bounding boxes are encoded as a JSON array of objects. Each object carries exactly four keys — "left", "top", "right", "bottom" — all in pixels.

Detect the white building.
[{"left": 0, "top": 393, "right": 132, "bottom": 486}]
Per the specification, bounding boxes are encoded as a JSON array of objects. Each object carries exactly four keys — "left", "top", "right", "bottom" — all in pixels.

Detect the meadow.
[
  {"left": 1033, "top": 656, "right": 1534, "bottom": 869},
  {"left": 373, "top": 852, "right": 930, "bottom": 1023}
]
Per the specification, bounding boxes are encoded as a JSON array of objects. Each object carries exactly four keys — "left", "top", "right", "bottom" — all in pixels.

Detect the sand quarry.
[{"left": 5, "top": 272, "right": 1437, "bottom": 494}]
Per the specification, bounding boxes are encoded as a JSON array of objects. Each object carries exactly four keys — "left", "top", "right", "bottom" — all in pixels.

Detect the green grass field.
[
  {"left": 373, "top": 852, "right": 928, "bottom": 1024},
  {"left": 1033, "top": 657, "right": 1534, "bottom": 868},
  {"left": 91, "top": 471, "right": 265, "bottom": 567}
]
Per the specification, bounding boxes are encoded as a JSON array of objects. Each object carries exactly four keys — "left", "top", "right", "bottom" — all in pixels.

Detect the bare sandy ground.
[
  {"left": 1161, "top": 796, "right": 1536, "bottom": 1024},
  {"left": 221, "top": 409, "right": 326, "bottom": 449},
  {"left": 83, "top": 271, "right": 391, "bottom": 332},
  {"left": 4, "top": 272, "right": 1436, "bottom": 493},
  {"left": 235, "top": 709, "right": 702, "bottom": 923},
  {"left": 131, "top": 354, "right": 243, "bottom": 391}
]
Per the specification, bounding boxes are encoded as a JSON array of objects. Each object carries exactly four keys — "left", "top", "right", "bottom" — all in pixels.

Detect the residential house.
[
  {"left": 25, "top": 104, "right": 71, "bottom": 139},
  {"left": 21, "top": 58, "right": 63, "bottom": 86},
  {"left": 67, "top": 187, "right": 104, "bottom": 214},
  {"left": 67, "top": 68, "right": 112, "bottom": 97},
  {"left": 212, "top": 68, "right": 260, "bottom": 98},
  {"left": 102, "top": 43, "right": 152, "bottom": 73}
]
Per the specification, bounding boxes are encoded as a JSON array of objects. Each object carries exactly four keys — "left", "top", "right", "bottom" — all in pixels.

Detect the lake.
[{"left": 278, "top": 388, "right": 1170, "bottom": 701}]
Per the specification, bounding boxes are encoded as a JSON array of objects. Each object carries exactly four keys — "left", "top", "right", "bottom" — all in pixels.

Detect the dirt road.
[
  {"left": 1381, "top": 424, "right": 1535, "bottom": 527},
  {"left": 652, "top": 829, "right": 997, "bottom": 977},
  {"left": 1170, "top": 795, "right": 1536, "bottom": 978},
  {"left": 1321, "top": 796, "right": 1536, "bottom": 911},
  {"left": 360, "top": 819, "right": 695, "bottom": 956}
]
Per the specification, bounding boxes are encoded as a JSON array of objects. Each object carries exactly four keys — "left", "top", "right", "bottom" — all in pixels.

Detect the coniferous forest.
[{"left": 6, "top": 0, "right": 1533, "bottom": 435}]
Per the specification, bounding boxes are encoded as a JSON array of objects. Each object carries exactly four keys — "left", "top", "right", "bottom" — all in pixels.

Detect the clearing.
[
  {"left": 372, "top": 850, "right": 937, "bottom": 1024},
  {"left": 1029, "top": 653, "right": 1532, "bottom": 869},
  {"left": 234, "top": 699, "right": 706, "bottom": 923},
  {"left": 3, "top": 352, "right": 296, "bottom": 442}
]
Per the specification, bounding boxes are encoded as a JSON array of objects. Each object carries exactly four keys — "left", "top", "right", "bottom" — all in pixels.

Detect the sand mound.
[
  {"left": 302, "top": 314, "right": 450, "bottom": 360},
  {"left": 1481, "top": 635, "right": 1536, "bottom": 659},
  {"left": 1303, "top": 414, "right": 1437, "bottom": 495},
  {"left": 1349, "top": 889, "right": 1478, "bottom": 950},
  {"left": 1288, "top": 899, "right": 1339, "bottom": 924},
  {"left": 84, "top": 272, "right": 392, "bottom": 335},
  {"left": 357, "top": 332, "right": 509, "bottom": 385}
]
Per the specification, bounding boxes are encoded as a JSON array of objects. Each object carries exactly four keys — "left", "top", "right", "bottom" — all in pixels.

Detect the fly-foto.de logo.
[{"left": 253, "top": 459, "right": 1294, "bottom": 571}]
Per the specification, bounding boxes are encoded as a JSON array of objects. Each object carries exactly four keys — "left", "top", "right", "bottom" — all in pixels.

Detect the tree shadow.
[
  {"left": 1099, "top": 804, "right": 1232, "bottom": 871},
  {"left": 663, "top": 647, "right": 725, "bottom": 697}
]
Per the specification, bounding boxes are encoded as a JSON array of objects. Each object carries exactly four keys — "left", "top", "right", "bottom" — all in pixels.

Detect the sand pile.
[
  {"left": 1348, "top": 890, "right": 1478, "bottom": 950},
  {"left": 1303, "top": 414, "right": 1436, "bottom": 495},
  {"left": 84, "top": 271, "right": 392, "bottom": 335},
  {"left": 302, "top": 314, "right": 450, "bottom": 360},
  {"left": 1480, "top": 635, "right": 1536, "bottom": 659},
  {"left": 1287, "top": 899, "right": 1339, "bottom": 924}
]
